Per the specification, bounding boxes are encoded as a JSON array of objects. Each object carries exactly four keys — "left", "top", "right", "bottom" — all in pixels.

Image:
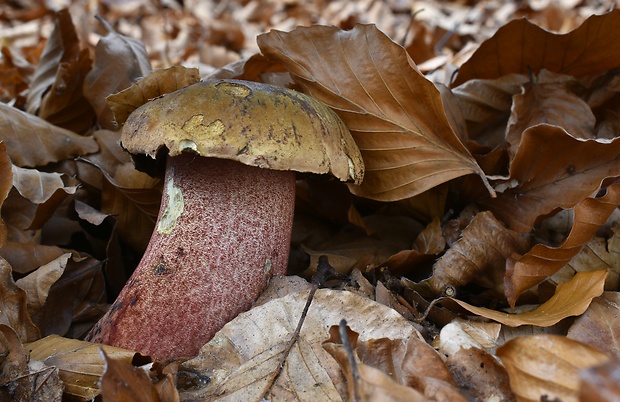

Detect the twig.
[{"left": 339, "top": 319, "right": 361, "bottom": 402}]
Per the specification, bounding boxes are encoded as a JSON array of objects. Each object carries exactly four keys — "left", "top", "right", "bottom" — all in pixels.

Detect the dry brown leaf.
[
  {"left": 106, "top": 66, "right": 200, "bottom": 127},
  {"left": 26, "top": 9, "right": 80, "bottom": 115},
  {"left": 567, "top": 292, "right": 620, "bottom": 360},
  {"left": 83, "top": 16, "right": 151, "bottom": 130},
  {"left": 179, "top": 287, "right": 423, "bottom": 401},
  {"left": 26, "top": 334, "right": 144, "bottom": 401},
  {"left": 497, "top": 335, "right": 610, "bottom": 402},
  {"left": 504, "top": 183, "right": 620, "bottom": 306},
  {"left": 99, "top": 349, "right": 162, "bottom": 402},
  {"left": 0, "top": 324, "right": 63, "bottom": 401},
  {"left": 452, "top": 10, "right": 620, "bottom": 87},
  {"left": 438, "top": 321, "right": 514, "bottom": 401},
  {"left": 0, "top": 142, "right": 11, "bottom": 248},
  {"left": 0, "top": 242, "right": 67, "bottom": 275},
  {"left": 451, "top": 270, "right": 607, "bottom": 327},
  {"left": 482, "top": 125, "right": 620, "bottom": 233},
  {"left": 579, "top": 359, "right": 620, "bottom": 402},
  {"left": 506, "top": 70, "right": 595, "bottom": 157},
  {"left": 428, "top": 211, "right": 530, "bottom": 294},
  {"left": 257, "top": 24, "right": 494, "bottom": 201},
  {"left": 0, "top": 102, "right": 98, "bottom": 167},
  {"left": 0, "top": 257, "right": 40, "bottom": 342}
]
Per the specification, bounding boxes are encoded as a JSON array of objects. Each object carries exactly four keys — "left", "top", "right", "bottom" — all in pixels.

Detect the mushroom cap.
[{"left": 120, "top": 79, "right": 364, "bottom": 184}]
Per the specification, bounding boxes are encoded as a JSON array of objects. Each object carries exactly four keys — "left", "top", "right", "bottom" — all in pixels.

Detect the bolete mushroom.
[{"left": 86, "top": 79, "right": 364, "bottom": 360}]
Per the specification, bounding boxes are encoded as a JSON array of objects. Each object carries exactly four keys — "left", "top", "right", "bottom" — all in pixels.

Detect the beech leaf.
[
  {"left": 451, "top": 270, "right": 607, "bottom": 327},
  {"left": 0, "top": 257, "right": 40, "bottom": 342},
  {"left": 452, "top": 10, "right": 620, "bottom": 86},
  {"left": 482, "top": 125, "right": 620, "bottom": 233},
  {"left": 0, "top": 102, "right": 98, "bottom": 167},
  {"left": 504, "top": 183, "right": 620, "bottom": 306},
  {"left": 257, "top": 24, "right": 494, "bottom": 201},
  {"left": 496, "top": 335, "right": 610, "bottom": 402},
  {"left": 0, "top": 142, "right": 11, "bottom": 247}
]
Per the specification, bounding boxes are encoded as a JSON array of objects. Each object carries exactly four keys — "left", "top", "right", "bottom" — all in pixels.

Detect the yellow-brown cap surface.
[{"left": 121, "top": 79, "right": 364, "bottom": 184}]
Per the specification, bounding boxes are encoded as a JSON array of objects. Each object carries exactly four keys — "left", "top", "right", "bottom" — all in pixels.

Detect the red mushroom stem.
[{"left": 87, "top": 153, "right": 295, "bottom": 359}]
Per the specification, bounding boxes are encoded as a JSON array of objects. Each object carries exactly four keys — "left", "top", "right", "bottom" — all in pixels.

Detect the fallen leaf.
[
  {"left": 504, "top": 183, "right": 620, "bottom": 306},
  {"left": 0, "top": 142, "right": 11, "bottom": 247},
  {"left": 0, "top": 257, "right": 40, "bottom": 342},
  {"left": 452, "top": 10, "right": 620, "bottom": 86},
  {"left": 567, "top": 292, "right": 620, "bottom": 360},
  {"left": 451, "top": 270, "right": 607, "bottom": 327},
  {"left": 26, "top": 334, "right": 145, "bottom": 401},
  {"left": 497, "top": 335, "right": 610, "bottom": 402},
  {"left": 428, "top": 211, "right": 530, "bottom": 294},
  {"left": 0, "top": 102, "right": 98, "bottom": 167},
  {"left": 83, "top": 16, "right": 151, "bottom": 130},
  {"left": 99, "top": 349, "right": 161, "bottom": 402},
  {"left": 482, "top": 126, "right": 620, "bottom": 233},
  {"left": 179, "top": 287, "right": 423, "bottom": 401},
  {"left": 579, "top": 359, "right": 620, "bottom": 402},
  {"left": 258, "top": 24, "right": 494, "bottom": 201}
]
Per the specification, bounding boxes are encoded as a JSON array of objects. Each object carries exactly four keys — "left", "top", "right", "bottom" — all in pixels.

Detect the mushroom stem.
[{"left": 86, "top": 153, "right": 295, "bottom": 359}]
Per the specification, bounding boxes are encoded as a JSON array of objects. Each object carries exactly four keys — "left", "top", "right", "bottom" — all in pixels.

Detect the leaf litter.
[{"left": 1, "top": 0, "right": 620, "bottom": 400}]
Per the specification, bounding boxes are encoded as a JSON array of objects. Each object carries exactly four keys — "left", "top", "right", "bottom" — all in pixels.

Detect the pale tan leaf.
[
  {"left": 26, "top": 334, "right": 142, "bottom": 401},
  {"left": 258, "top": 24, "right": 494, "bottom": 201},
  {"left": 179, "top": 288, "right": 423, "bottom": 401},
  {"left": 451, "top": 270, "right": 607, "bottom": 327},
  {"left": 0, "top": 102, "right": 98, "bottom": 167},
  {"left": 497, "top": 335, "right": 610, "bottom": 402}
]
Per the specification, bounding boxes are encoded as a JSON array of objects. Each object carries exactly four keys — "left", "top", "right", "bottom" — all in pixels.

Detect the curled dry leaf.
[
  {"left": 106, "top": 66, "right": 200, "bottom": 127},
  {"left": 506, "top": 70, "right": 595, "bottom": 157},
  {"left": 579, "top": 359, "right": 620, "bottom": 402},
  {"left": 99, "top": 349, "right": 164, "bottom": 402},
  {"left": 0, "top": 142, "right": 11, "bottom": 247},
  {"left": 428, "top": 211, "right": 530, "bottom": 294},
  {"left": 0, "top": 102, "right": 98, "bottom": 167},
  {"left": 25, "top": 9, "right": 79, "bottom": 115},
  {"left": 504, "top": 183, "right": 620, "bottom": 306},
  {"left": 26, "top": 334, "right": 144, "bottom": 401},
  {"left": 257, "top": 24, "right": 494, "bottom": 201},
  {"left": 482, "top": 125, "right": 620, "bottom": 233},
  {"left": 438, "top": 321, "right": 514, "bottom": 401},
  {"left": 179, "top": 287, "right": 423, "bottom": 401},
  {"left": 452, "top": 10, "right": 620, "bottom": 86},
  {"left": 451, "top": 270, "right": 607, "bottom": 327},
  {"left": 567, "top": 292, "right": 620, "bottom": 360},
  {"left": 84, "top": 16, "right": 151, "bottom": 129},
  {"left": 0, "top": 324, "right": 63, "bottom": 401},
  {"left": 0, "top": 257, "right": 40, "bottom": 342},
  {"left": 497, "top": 335, "right": 610, "bottom": 402}
]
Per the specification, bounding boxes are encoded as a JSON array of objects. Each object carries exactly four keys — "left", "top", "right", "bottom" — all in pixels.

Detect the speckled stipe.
[{"left": 86, "top": 154, "right": 295, "bottom": 359}]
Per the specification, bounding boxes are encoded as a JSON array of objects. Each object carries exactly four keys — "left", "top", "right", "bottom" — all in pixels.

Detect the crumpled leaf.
[
  {"left": 567, "top": 292, "right": 620, "bottom": 360},
  {"left": 0, "top": 142, "right": 11, "bottom": 247},
  {"left": 26, "top": 334, "right": 145, "bottom": 401},
  {"left": 322, "top": 325, "right": 429, "bottom": 402},
  {"left": 452, "top": 10, "right": 620, "bottom": 86},
  {"left": 0, "top": 102, "right": 98, "bottom": 168},
  {"left": 506, "top": 70, "right": 595, "bottom": 157},
  {"left": 26, "top": 9, "right": 79, "bottom": 115},
  {"left": 437, "top": 320, "right": 514, "bottom": 401},
  {"left": 451, "top": 270, "right": 607, "bottom": 327},
  {"left": 0, "top": 324, "right": 63, "bottom": 401},
  {"left": 257, "top": 24, "right": 494, "bottom": 201},
  {"left": 482, "top": 125, "right": 620, "bottom": 233},
  {"left": 84, "top": 16, "right": 152, "bottom": 130},
  {"left": 579, "top": 359, "right": 620, "bottom": 401},
  {"left": 428, "top": 211, "right": 530, "bottom": 294},
  {"left": 179, "top": 287, "right": 423, "bottom": 401},
  {"left": 504, "top": 183, "right": 620, "bottom": 306},
  {"left": 0, "top": 257, "right": 40, "bottom": 342},
  {"left": 99, "top": 349, "right": 162, "bottom": 402},
  {"left": 106, "top": 66, "right": 200, "bottom": 127},
  {"left": 497, "top": 335, "right": 610, "bottom": 402}
]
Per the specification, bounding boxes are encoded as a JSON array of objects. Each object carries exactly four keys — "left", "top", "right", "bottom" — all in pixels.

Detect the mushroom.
[{"left": 86, "top": 79, "right": 364, "bottom": 359}]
